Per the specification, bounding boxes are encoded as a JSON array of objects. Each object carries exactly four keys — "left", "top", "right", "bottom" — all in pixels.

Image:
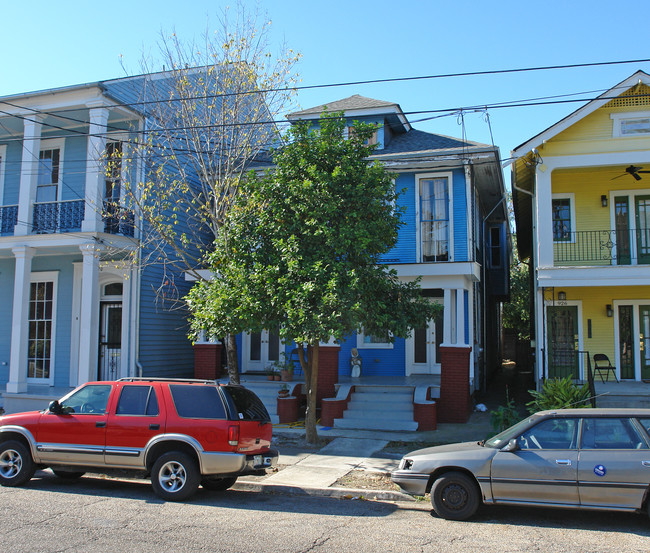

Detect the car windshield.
[{"left": 484, "top": 415, "right": 541, "bottom": 449}]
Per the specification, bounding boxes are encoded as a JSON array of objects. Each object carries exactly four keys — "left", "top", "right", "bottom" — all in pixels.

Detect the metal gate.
[{"left": 99, "top": 301, "right": 122, "bottom": 380}]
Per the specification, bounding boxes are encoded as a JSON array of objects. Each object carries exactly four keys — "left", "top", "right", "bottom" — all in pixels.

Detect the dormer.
[{"left": 287, "top": 95, "right": 411, "bottom": 150}]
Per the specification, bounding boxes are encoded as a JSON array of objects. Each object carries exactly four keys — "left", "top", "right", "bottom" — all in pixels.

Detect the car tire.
[
  {"left": 52, "top": 469, "right": 86, "bottom": 479},
  {"left": 201, "top": 476, "right": 238, "bottom": 491},
  {"left": 151, "top": 451, "right": 200, "bottom": 501},
  {"left": 0, "top": 440, "right": 36, "bottom": 487},
  {"left": 430, "top": 471, "right": 480, "bottom": 521}
]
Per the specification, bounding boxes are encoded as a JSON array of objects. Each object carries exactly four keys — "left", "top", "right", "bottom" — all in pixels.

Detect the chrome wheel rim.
[
  {"left": 158, "top": 461, "right": 187, "bottom": 493},
  {"left": 0, "top": 449, "right": 22, "bottom": 479}
]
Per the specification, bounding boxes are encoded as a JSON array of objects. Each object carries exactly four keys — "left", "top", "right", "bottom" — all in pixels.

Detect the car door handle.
[
  {"left": 149, "top": 424, "right": 160, "bottom": 430},
  {"left": 96, "top": 421, "right": 106, "bottom": 428},
  {"left": 556, "top": 459, "right": 572, "bottom": 466},
  {"left": 642, "top": 461, "right": 650, "bottom": 467}
]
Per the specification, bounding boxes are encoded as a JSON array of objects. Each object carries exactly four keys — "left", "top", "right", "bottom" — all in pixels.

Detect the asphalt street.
[{"left": 1, "top": 470, "right": 649, "bottom": 553}]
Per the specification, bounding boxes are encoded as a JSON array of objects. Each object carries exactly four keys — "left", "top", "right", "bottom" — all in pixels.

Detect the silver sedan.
[{"left": 391, "top": 408, "right": 650, "bottom": 520}]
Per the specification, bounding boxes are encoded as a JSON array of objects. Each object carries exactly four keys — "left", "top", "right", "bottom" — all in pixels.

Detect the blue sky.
[{"left": 3, "top": 0, "right": 650, "bottom": 162}]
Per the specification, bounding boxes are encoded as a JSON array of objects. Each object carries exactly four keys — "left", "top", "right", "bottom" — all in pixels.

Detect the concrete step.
[
  {"left": 346, "top": 400, "right": 414, "bottom": 414},
  {"left": 334, "top": 417, "right": 419, "bottom": 432},
  {"left": 596, "top": 396, "right": 650, "bottom": 409}
]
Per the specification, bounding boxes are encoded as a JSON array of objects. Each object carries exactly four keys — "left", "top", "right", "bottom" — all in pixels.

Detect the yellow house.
[{"left": 512, "top": 70, "right": 650, "bottom": 389}]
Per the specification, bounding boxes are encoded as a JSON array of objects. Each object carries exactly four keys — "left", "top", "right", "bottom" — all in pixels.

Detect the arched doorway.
[{"left": 98, "top": 281, "right": 123, "bottom": 380}]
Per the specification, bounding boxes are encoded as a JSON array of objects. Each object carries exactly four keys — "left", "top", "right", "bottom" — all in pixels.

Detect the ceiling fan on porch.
[{"left": 611, "top": 165, "right": 650, "bottom": 181}]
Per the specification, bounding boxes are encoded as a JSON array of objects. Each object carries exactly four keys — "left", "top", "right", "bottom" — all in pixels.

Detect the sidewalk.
[{"left": 234, "top": 409, "right": 494, "bottom": 502}]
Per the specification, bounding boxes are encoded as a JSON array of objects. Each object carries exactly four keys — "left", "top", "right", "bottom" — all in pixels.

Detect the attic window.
[
  {"left": 347, "top": 126, "right": 378, "bottom": 146},
  {"left": 611, "top": 112, "right": 650, "bottom": 137}
]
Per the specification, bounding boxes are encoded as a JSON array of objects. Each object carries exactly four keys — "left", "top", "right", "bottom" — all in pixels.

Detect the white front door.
[
  {"left": 242, "top": 327, "right": 281, "bottom": 372},
  {"left": 405, "top": 319, "right": 439, "bottom": 375}
]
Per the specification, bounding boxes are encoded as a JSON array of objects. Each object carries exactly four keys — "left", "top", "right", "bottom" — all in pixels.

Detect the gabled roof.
[
  {"left": 512, "top": 70, "right": 650, "bottom": 157},
  {"left": 288, "top": 94, "right": 411, "bottom": 133}
]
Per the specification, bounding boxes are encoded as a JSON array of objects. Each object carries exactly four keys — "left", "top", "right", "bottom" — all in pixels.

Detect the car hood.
[
  {"left": 0, "top": 410, "right": 43, "bottom": 426},
  {"left": 407, "top": 441, "right": 485, "bottom": 458}
]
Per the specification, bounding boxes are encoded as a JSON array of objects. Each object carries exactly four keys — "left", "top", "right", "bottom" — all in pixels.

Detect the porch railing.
[
  {"left": 0, "top": 204, "right": 18, "bottom": 235},
  {"left": 33, "top": 199, "right": 85, "bottom": 233},
  {"left": 554, "top": 229, "right": 650, "bottom": 265}
]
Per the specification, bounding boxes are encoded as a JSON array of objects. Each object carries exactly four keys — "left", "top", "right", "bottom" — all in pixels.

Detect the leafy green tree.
[{"left": 187, "top": 112, "right": 438, "bottom": 442}]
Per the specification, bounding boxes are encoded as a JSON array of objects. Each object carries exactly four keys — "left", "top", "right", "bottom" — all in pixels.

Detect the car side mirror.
[
  {"left": 49, "top": 400, "right": 62, "bottom": 414},
  {"left": 501, "top": 438, "right": 520, "bottom": 452}
]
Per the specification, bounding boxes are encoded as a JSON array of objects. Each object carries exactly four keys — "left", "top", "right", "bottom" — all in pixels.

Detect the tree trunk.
[
  {"left": 302, "top": 342, "right": 319, "bottom": 444},
  {"left": 225, "top": 333, "right": 240, "bottom": 385}
]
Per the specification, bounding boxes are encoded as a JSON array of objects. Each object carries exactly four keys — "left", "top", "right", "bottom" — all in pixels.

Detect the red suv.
[{"left": 0, "top": 378, "right": 277, "bottom": 500}]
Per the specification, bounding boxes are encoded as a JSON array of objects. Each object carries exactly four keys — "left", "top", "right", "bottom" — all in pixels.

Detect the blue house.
[
  {"left": 0, "top": 74, "right": 200, "bottom": 413},
  {"left": 230, "top": 96, "right": 509, "bottom": 427}
]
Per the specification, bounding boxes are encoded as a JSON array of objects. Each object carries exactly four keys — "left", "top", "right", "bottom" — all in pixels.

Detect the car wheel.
[
  {"left": 52, "top": 469, "right": 86, "bottom": 479},
  {"left": 0, "top": 440, "right": 36, "bottom": 487},
  {"left": 151, "top": 451, "right": 200, "bottom": 501},
  {"left": 430, "top": 471, "right": 480, "bottom": 521},
  {"left": 202, "top": 476, "right": 238, "bottom": 491}
]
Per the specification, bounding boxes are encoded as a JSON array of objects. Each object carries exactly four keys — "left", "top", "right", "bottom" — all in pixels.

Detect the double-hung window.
[
  {"left": 36, "top": 148, "right": 60, "bottom": 203},
  {"left": 420, "top": 175, "right": 450, "bottom": 262},
  {"left": 28, "top": 272, "right": 57, "bottom": 381}
]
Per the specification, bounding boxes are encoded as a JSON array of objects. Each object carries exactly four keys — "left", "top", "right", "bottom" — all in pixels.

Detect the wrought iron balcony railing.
[
  {"left": 32, "top": 199, "right": 85, "bottom": 234},
  {"left": 0, "top": 204, "right": 18, "bottom": 235},
  {"left": 553, "top": 229, "right": 650, "bottom": 265}
]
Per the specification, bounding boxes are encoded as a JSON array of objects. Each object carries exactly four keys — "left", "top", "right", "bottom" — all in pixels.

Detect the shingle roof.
[
  {"left": 374, "top": 128, "right": 491, "bottom": 157},
  {"left": 288, "top": 95, "right": 400, "bottom": 117}
]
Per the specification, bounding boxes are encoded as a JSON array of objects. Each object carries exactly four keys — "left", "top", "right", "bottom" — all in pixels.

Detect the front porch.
[
  {"left": 593, "top": 380, "right": 650, "bottom": 408},
  {"left": 1, "top": 384, "right": 74, "bottom": 414}
]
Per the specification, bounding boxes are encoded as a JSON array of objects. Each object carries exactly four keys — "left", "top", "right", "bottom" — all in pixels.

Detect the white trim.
[
  {"left": 27, "top": 270, "right": 59, "bottom": 386},
  {"left": 70, "top": 263, "right": 83, "bottom": 387},
  {"left": 405, "top": 298, "right": 442, "bottom": 376},
  {"left": 551, "top": 192, "right": 576, "bottom": 244},
  {"left": 0, "top": 144, "right": 6, "bottom": 205},
  {"left": 611, "top": 111, "right": 650, "bottom": 138},
  {"left": 415, "top": 171, "right": 454, "bottom": 263},
  {"left": 356, "top": 329, "right": 394, "bottom": 350}
]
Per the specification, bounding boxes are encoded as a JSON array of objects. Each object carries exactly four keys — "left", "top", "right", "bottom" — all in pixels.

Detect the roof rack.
[{"left": 117, "top": 377, "right": 219, "bottom": 385}]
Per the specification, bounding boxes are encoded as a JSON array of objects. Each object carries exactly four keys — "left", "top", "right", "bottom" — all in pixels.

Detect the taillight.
[{"left": 228, "top": 425, "right": 239, "bottom": 446}]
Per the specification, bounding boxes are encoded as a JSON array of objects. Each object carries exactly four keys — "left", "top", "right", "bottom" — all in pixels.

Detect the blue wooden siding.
[
  {"left": 0, "top": 258, "right": 14, "bottom": 385},
  {"left": 31, "top": 256, "right": 76, "bottom": 388},
  {"left": 337, "top": 335, "right": 406, "bottom": 377},
  {"left": 138, "top": 261, "right": 194, "bottom": 378},
  {"left": 452, "top": 169, "right": 468, "bottom": 262},
  {"left": 1, "top": 142, "right": 23, "bottom": 205},
  {"left": 61, "top": 136, "right": 86, "bottom": 201},
  {"left": 384, "top": 172, "right": 416, "bottom": 263}
]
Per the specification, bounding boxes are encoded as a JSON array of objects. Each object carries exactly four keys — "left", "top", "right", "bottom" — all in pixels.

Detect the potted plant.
[
  {"left": 276, "top": 353, "right": 295, "bottom": 382},
  {"left": 278, "top": 384, "right": 290, "bottom": 398},
  {"left": 265, "top": 366, "right": 276, "bottom": 381}
]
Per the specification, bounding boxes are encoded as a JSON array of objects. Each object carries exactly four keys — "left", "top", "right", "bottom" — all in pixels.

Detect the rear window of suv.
[
  {"left": 224, "top": 386, "right": 271, "bottom": 422},
  {"left": 169, "top": 385, "right": 227, "bottom": 419}
]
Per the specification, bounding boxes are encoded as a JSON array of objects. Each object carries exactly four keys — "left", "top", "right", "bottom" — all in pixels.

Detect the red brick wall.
[
  {"left": 317, "top": 346, "right": 340, "bottom": 405},
  {"left": 193, "top": 344, "right": 223, "bottom": 380},
  {"left": 414, "top": 402, "right": 437, "bottom": 431},
  {"left": 438, "top": 346, "right": 472, "bottom": 423}
]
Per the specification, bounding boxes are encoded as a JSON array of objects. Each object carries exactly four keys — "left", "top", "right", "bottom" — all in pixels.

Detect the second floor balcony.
[{"left": 554, "top": 228, "right": 650, "bottom": 266}]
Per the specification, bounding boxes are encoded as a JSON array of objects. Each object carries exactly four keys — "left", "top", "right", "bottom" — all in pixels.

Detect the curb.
[{"left": 233, "top": 481, "right": 415, "bottom": 502}]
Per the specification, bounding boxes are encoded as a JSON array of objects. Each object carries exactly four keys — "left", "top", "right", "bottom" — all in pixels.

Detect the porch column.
[
  {"left": 15, "top": 116, "right": 43, "bottom": 236},
  {"left": 455, "top": 287, "right": 466, "bottom": 346},
  {"left": 7, "top": 246, "right": 34, "bottom": 393},
  {"left": 536, "top": 166, "right": 553, "bottom": 267},
  {"left": 443, "top": 288, "right": 453, "bottom": 345},
  {"left": 77, "top": 243, "right": 102, "bottom": 383},
  {"left": 82, "top": 106, "right": 109, "bottom": 233}
]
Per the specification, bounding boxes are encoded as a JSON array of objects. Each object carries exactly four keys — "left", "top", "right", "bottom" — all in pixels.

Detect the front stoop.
[{"left": 333, "top": 386, "right": 420, "bottom": 431}]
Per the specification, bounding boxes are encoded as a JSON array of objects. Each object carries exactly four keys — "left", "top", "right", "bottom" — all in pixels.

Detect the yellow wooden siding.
[
  {"left": 538, "top": 85, "right": 650, "bottom": 157},
  {"left": 555, "top": 286, "right": 650, "bottom": 374}
]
